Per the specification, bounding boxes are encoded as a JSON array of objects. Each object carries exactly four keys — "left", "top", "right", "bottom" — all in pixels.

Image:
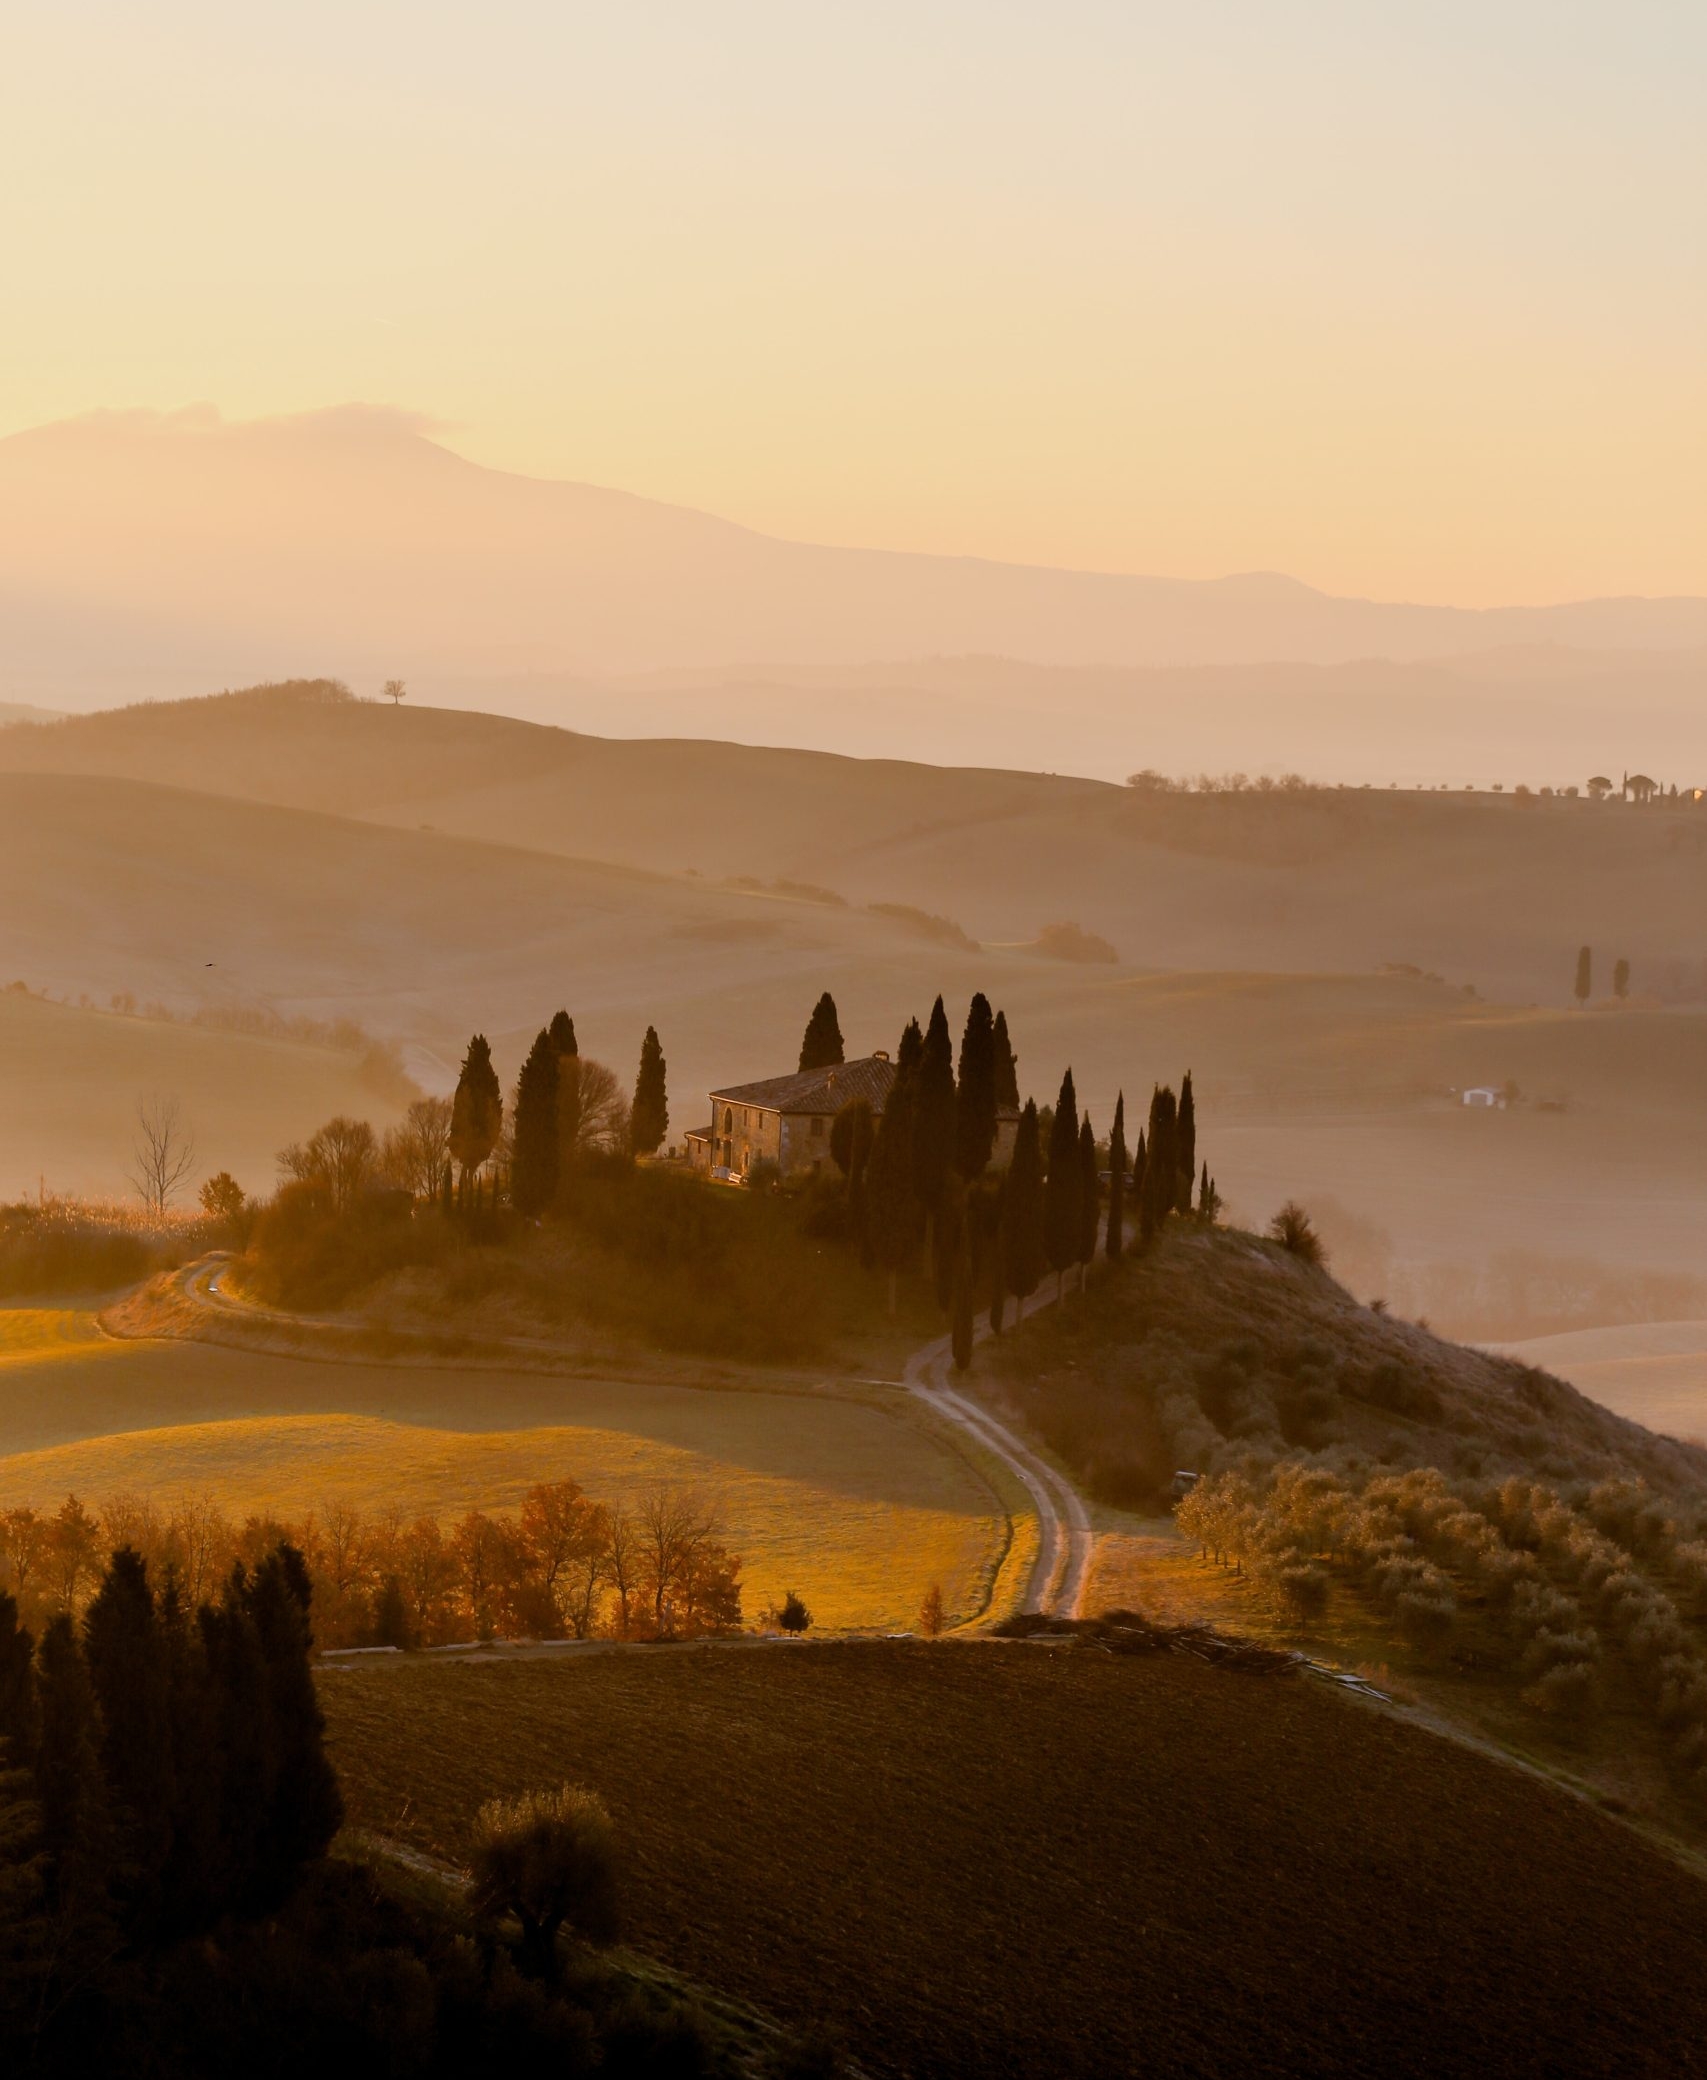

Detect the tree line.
[{"left": 0, "top": 1480, "right": 743, "bottom": 1650}]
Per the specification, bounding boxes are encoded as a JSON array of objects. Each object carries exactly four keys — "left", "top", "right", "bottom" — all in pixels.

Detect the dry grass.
[
  {"left": 0, "top": 1308, "right": 1013, "bottom": 1632},
  {"left": 326, "top": 1642, "right": 1707, "bottom": 2079}
]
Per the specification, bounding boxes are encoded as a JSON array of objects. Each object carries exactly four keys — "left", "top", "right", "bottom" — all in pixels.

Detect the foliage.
[
  {"left": 776, "top": 1591, "right": 812, "bottom": 1635},
  {"left": 630, "top": 1025, "right": 669, "bottom": 1158},
  {"left": 1269, "top": 1201, "right": 1326, "bottom": 1267},
  {"left": 798, "top": 992, "right": 845, "bottom": 1072},
  {"left": 954, "top": 992, "right": 998, "bottom": 1180},
  {"left": 469, "top": 1783, "right": 619, "bottom": 1978},
  {"left": 510, "top": 1029, "right": 560, "bottom": 1217}
]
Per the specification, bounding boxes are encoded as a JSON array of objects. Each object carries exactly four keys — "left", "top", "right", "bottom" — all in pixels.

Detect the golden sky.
[{"left": 4, "top": 2, "right": 1702, "bottom": 605}]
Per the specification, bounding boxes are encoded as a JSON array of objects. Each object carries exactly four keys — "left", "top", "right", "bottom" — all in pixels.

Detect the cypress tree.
[
  {"left": 913, "top": 997, "right": 957, "bottom": 1218},
  {"left": 1106, "top": 1092, "right": 1127, "bottom": 1262},
  {"left": 988, "top": 1182, "right": 1008, "bottom": 1337},
  {"left": 1045, "top": 1070, "right": 1081, "bottom": 1295},
  {"left": 864, "top": 1076, "right": 922, "bottom": 1313},
  {"left": 1613, "top": 957, "right": 1631, "bottom": 1000},
  {"left": 830, "top": 1097, "right": 874, "bottom": 1179},
  {"left": 798, "top": 992, "right": 845, "bottom": 1072},
  {"left": 1133, "top": 1127, "right": 1147, "bottom": 1219},
  {"left": 82, "top": 1548, "right": 174, "bottom": 1909},
  {"left": 954, "top": 993, "right": 998, "bottom": 1180},
  {"left": 950, "top": 1231, "right": 975, "bottom": 1372},
  {"left": 630, "top": 1025, "right": 669, "bottom": 1157},
  {"left": 550, "top": 1012, "right": 583, "bottom": 1185},
  {"left": 244, "top": 1546, "right": 342, "bottom": 1904},
  {"left": 1574, "top": 945, "right": 1592, "bottom": 1005},
  {"left": 157, "top": 1567, "right": 221, "bottom": 1930},
  {"left": 33, "top": 1614, "right": 111, "bottom": 1920},
  {"left": 509, "top": 1028, "right": 560, "bottom": 1216},
  {"left": 896, "top": 1016, "right": 925, "bottom": 1078},
  {"left": 933, "top": 1175, "right": 966, "bottom": 1311},
  {"left": 1142, "top": 1085, "right": 1177, "bottom": 1241},
  {"left": 0, "top": 1594, "right": 35, "bottom": 1765},
  {"left": 199, "top": 1574, "right": 272, "bottom": 1908},
  {"left": 999, "top": 1101, "right": 1046, "bottom": 1313},
  {"left": 449, "top": 1034, "right": 503, "bottom": 1193},
  {"left": 1077, "top": 1117, "right": 1100, "bottom": 1287},
  {"left": 992, "top": 1009, "right": 1020, "bottom": 1112},
  {"left": 1176, "top": 1071, "right": 1197, "bottom": 1215}
]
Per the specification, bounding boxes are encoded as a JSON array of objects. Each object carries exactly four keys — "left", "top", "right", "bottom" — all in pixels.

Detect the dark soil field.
[{"left": 325, "top": 1641, "right": 1707, "bottom": 2079}]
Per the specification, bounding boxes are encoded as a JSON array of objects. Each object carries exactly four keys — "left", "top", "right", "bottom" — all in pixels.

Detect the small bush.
[
  {"left": 1268, "top": 1202, "right": 1326, "bottom": 1267},
  {"left": 469, "top": 1784, "right": 619, "bottom": 1980},
  {"left": 776, "top": 1591, "right": 812, "bottom": 1635}
]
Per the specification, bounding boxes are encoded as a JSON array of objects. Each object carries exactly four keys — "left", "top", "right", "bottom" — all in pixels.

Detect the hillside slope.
[
  {"left": 5, "top": 686, "right": 1707, "bottom": 1005},
  {"left": 327, "top": 1643, "right": 1707, "bottom": 2079}
]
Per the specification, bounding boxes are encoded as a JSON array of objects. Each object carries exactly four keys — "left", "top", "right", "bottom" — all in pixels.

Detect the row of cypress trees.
[
  {"left": 0, "top": 1543, "right": 341, "bottom": 1997},
  {"left": 808, "top": 989, "right": 1209, "bottom": 1365},
  {"left": 450, "top": 1011, "right": 671, "bottom": 1217}
]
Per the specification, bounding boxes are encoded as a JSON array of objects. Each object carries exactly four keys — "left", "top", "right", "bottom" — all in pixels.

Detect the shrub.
[
  {"left": 469, "top": 1784, "right": 619, "bottom": 1980},
  {"left": 776, "top": 1591, "right": 811, "bottom": 1635},
  {"left": 918, "top": 1584, "right": 944, "bottom": 1638},
  {"left": 1268, "top": 1202, "right": 1326, "bottom": 1267}
]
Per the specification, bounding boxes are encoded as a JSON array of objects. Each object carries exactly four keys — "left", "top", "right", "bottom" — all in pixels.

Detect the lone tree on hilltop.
[
  {"left": 630, "top": 1026, "right": 668, "bottom": 1156},
  {"left": 954, "top": 992, "right": 998, "bottom": 1180},
  {"left": 1105, "top": 1093, "right": 1127, "bottom": 1262},
  {"left": 1613, "top": 957, "right": 1631, "bottom": 1000},
  {"left": 1045, "top": 1070, "right": 1081, "bottom": 1298},
  {"left": 129, "top": 1093, "right": 195, "bottom": 1216},
  {"left": 450, "top": 1035, "right": 503, "bottom": 1198},
  {"left": 992, "top": 1008, "right": 1019, "bottom": 1112},
  {"left": 798, "top": 992, "right": 844, "bottom": 1072},
  {"left": 469, "top": 1783, "right": 619, "bottom": 1982},
  {"left": 1574, "top": 945, "right": 1593, "bottom": 1006},
  {"left": 510, "top": 1029, "right": 560, "bottom": 1216},
  {"left": 776, "top": 1591, "right": 812, "bottom": 1635},
  {"left": 1269, "top": 1201, "right": 1326, "bottom": 1267},
  {"left": 381, "top": 678, "right": 406, "bottom": 707}
]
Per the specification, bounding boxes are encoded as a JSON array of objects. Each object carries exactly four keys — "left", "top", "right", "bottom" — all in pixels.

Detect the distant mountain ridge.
[{"left": 2, "top": 407, "right": 1702, "bottom": 717}]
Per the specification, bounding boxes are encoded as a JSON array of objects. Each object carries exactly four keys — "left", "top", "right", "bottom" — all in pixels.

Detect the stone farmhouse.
[{"left": 686, "top": 1053, "right": 1020, "bottom": 1181}]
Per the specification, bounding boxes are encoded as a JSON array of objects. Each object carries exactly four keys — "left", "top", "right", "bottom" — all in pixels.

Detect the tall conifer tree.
[
  {"left": 1574, "top": 945, "right": 1593, "bottom": 1004},
  {"left": 1142, "top": 1085, "right": 1177, "bottom": 1240},
  {"left": 1176, "top": 1071, "right": 1197, "bottom": 1215},
  {"left": 913, "top": 996, "right": 957, "bottom": 1217},
  {"left": 954, "top": 993, "right": 999, "bottom": 1179},
  {"left": 0, "top": 1593, "right": 35, "bottom": 1763},
  {"left": 1106, "top": 1092, "right": 1127, "bottom": 1262},
  {"left": 547, "top": 1010, "right": 577, "bottom": 1057},
  {"left": 83, "top": 1547, "right": 174, "bottom": 1908},
  {"left": 865, "top": 1075, "right": 922, "bottom": 1311},
  {"left": 798, "top": 992, "right": 845, "bottom": 1072},
  {"left": 1077, "top": 1117, "right": 1100, "bottom": 1287},
  {"left": 1045, "top": 1070, "right": 1081, "bottom": 1294},
  {"left": 631, "top": 1026, "right": 669, "bottom": 1156},
  {"left": 449, "top": 1034, "right": 503, "bottom": 1195},
  {"left": 896, "top": 1016, "right": 925, "bottom": 1078},
  {"left": 950, "top": 1231, "right": 975, "bottom": 1372},
  {"left": 510, "top": 1028, "right": 560, "bottom": 1216},
  {"left": 998, "top": 1101, "right": 1046, "bottom": 1314},
  {"left": 992, "top": 1009, "right": 1020, "bottom": 1111}
]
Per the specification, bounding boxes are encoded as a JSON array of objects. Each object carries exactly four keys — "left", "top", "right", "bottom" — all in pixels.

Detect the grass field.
[
  {"left": 0, "top": 1306, "right": 1013, "bottom": 1631},
  {"left": 325, "top": 1642, "right": 1707, "bottom": 2079}
]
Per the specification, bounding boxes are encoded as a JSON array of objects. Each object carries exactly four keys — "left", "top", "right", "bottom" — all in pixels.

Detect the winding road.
[
  {"left": 162, "top": 1252, "right": 1099, "bottom": 1624},
  {"left": 903, "top": 1295, "right": 1095, "bottom": 1619}
]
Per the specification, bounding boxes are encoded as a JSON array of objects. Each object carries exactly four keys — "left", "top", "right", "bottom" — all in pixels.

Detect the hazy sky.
[{"left": 5, "top": 1, "right": 1703, "bottom": 604}]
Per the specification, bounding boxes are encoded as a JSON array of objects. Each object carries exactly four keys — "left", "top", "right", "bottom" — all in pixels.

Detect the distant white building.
[{"left": 1461, "top": 1086, "right": 1505, "bottom": 1109}]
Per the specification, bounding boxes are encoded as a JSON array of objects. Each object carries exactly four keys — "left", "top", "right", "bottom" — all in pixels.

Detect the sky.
[{"left": 3, "top": 0, "right": 1703, "bottom": 606}]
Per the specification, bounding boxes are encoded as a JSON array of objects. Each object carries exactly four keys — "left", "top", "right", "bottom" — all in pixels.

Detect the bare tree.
[
  {"left": 129, "top": 1092, "right": 195, "bottom": 1214},
  {"left": 381, "top": 1094, "right": 454, "bottom": 1200},
  {"left": 277, "top": 1115, "right": 377, "bottom": 1211},
  {"left": 637, "top": 1487, "right": 724, "bottom": 1639},
  {"left": 382, "top": 677, "right": 407, "bottom": 707},
  {"left": 563, "top": 1058, "right": 631, "bottom": 1162}
]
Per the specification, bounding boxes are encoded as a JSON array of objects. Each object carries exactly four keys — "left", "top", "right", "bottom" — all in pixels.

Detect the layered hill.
[
  {"left": 3, "top": 406, "right": 1702, "bottom": 710},
  {"left": 5, "top": 685, "right": 1705, "bottom": 1006}
]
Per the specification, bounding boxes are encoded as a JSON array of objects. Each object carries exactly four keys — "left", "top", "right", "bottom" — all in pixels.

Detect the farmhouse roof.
[{"left": 711, "top": 1055, "right": 898, "bottom": 1117}]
